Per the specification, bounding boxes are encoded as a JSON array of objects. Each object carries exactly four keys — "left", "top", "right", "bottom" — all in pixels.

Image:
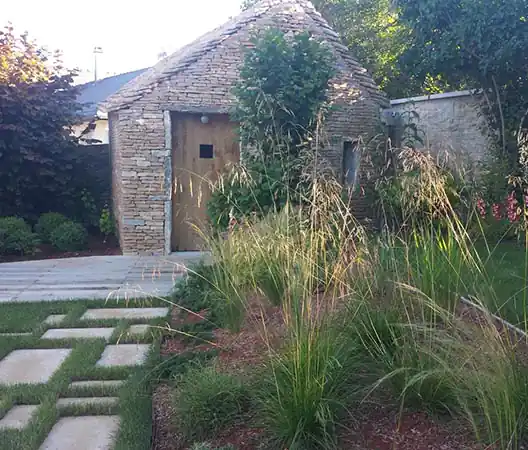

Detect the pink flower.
[
  {"left": 506, "top": 192, "right": 520, "bottom": 223},
  {"left": 492, "top": 203, "right": 502, "bottom": 221},
  {"left": 476, "top": 198, "right": 486, "bottom": 218}
]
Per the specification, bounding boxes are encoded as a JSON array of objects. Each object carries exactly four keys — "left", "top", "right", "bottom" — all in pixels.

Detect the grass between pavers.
[{"left": 0, "top": 298, "right": 170, "bottom": 450}]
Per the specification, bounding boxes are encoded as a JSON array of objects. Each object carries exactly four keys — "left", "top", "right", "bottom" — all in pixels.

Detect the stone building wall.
[
  {"left": 390, "top": 91, "right": 492, "bottom": 161},
  {"left": 106, "top": 0, "right": 388, "bottom": 254}
]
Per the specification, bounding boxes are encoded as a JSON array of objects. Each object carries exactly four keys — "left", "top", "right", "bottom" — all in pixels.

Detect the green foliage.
[
  {"left": 49, "top": 221, "right": 88, "bottom": 252},
  {"left": 209, "top": 29, "right": 334, "bottom": 229},
  {"left": 35, "top": 213, "right": 69, "bottom": 243},
  {"left": 207, "top": 160, "right": 289, "bottom": 230},
  {"left": 397, "top": 0, "right": 528, "bottom": 162},
  {"left": 0, "top": 217, "right": 39, "bottom": 256},
  {"left": 258, "top": 319, "right": 364, "bottom": 449},
  {"left": 99, "top": 207, "right": 115, "bottom": 238},
  {"left": 173, "top": 364, "right": 251, "bottom": 441},
  {"left": 232, "top": 28, "right": 335, "bottom": 159},
  {"left": 0, "top": 26, "right": 81, "bottom": 221}
]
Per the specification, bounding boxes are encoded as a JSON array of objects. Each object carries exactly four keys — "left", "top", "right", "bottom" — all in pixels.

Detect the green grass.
[
  {"left": 173, "top": 363, "right": 252, "bottom": 442},
  {"left": 0, "top": 298, "right": 169, "bottom": 450},
  {"left": 477, "top": 241, "right": 528, "bottom": 326}
]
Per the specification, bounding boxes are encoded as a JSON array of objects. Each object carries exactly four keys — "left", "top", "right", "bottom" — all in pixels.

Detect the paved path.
[{"left": 0, "top": 253, "right": 204, "bottom": 302}]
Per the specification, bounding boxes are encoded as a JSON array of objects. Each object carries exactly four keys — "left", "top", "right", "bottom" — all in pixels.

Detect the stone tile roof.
[{"left": 102, "top": 0, "right": 385, "bottom": 113}]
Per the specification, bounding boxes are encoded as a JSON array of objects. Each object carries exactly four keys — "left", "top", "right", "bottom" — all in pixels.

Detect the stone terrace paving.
[{"left": 0, "top": 304, "right": 170, "bottom": 449}]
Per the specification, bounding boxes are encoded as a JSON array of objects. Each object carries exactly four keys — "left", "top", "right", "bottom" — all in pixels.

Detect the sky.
[{"left": 4, "top": 0, "right": 244, "bottom": 83}]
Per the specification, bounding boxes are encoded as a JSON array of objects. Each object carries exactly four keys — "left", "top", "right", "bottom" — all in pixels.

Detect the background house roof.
[
  {"left": 77, "top": 68, "right": 148, "bottom": 118},
  {"left": 102, "top": 0, "right": 385, "bottom": 113}
]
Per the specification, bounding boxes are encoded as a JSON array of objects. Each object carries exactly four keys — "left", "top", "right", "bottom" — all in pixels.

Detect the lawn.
[
  {"left": 479, "top": 241, "right": 528, "bottom": 325},
  {"left": 0, "top": 298, "right": 169, "bottom": 450}
]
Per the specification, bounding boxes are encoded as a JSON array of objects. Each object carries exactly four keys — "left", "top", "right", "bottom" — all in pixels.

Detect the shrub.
[
  {"left": 35, "top": 212, "right": 69, "bottom": 243},
  {"left": 173, "top": 364, "right": 251, "bottom": 441},
  {"left": 49, "top": 221, "right": 88, "bottom": 252},
  {"left": 0, "top": 217, "right": 39, "bottom": 256},
  {"left": 258, "top": 308, "right": 365, "bottom": 449},
  {"left": 99, "top": 207, "right": 115, "bottom": 240}
]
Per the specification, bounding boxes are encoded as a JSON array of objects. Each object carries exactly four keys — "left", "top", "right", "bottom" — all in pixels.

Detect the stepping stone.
[
  {"left": 41, "top": 328, "right": 115, "bottom": 341},
  {"left": 0, "top": 405, "right": 39, "bottom": 430},
  {"left": 56, "top": 397, "right": 119, "bottom": 410},
  {"left": 69, "top": 380, "right": 126, "bottom": 390},
  {"left": 38, "top": 416, "right": 120, "bottom": 450},
  {"left": 0, "top": 332, "right": 32, "bottom": 337},
  {"left": 127, "top": 324, "right": 151, "bottom": 337},
  {"left": 80, "top": 307, "right": 169, "bottom": 321},
  {"left": 43, "top": 314, "right": 67, "bottom": 326},
  {"left": 96, "top": 344, "right": 150, "bottom": 367},
  {"left": 0, "top": 349, "right": 71, "bottom": 385}
]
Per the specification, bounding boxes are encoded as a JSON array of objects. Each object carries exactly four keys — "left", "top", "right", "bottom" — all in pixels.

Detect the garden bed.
[
  {"left": 151, "top": 297, "right": 486, "bottom": 450},
  {"left": 0, "top": 235, "right": 120, "bottom": 263}
]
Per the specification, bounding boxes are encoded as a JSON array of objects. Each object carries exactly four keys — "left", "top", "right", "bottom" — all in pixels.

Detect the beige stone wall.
[
  {"left": 390, "top": 91, "right": 492, "bottom": 161},
  {"left": 108, "top": 6, "right": 388, "bottom": 254}
]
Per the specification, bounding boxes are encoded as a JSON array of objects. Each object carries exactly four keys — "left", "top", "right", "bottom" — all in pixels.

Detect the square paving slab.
[
  {"left": 0, "top": 405, "right": 39, "bottom": 430},
  {"left": 41, "top": 328, "right": 115, "bottom": 341},
  {"left": 96, "top": 344, "right": 150, "bottom": 367},
  {"left": 38, "top": 416, "right": 120, "bottom": 450},
  {"left": 43, "top": 314, "right": 67, "bottom": 326},
  {"left": 127, "top": 324, "right": 151, "bottom": 337},
  {"left": 56, "top": 397, "right": 119, "bottom": 410},
  {"left": 0, "top": 349, "right": 72, "bottom": 385},
  {"left": 68, "top": 380, "right": 126, "bottom": 390},
  {"left": 80, "top": 307, "right": 169, "bottom": 321}
]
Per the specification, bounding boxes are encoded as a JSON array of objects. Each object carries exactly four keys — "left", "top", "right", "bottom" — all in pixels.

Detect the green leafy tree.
[
  {"left": 0, "top": 25, "right": 81, "bottom": 220},
  {"left": 242, "top": 0, "right": 414, "bottom": 97},
  {"left": 232, "top": 28, "right": 336, "bottom": 159},
  {"left": 208, "top": 29, "right": 336, "bottom": 229},
  {"left": 397, "top": 0, "right": 528, "bottom": 163}
]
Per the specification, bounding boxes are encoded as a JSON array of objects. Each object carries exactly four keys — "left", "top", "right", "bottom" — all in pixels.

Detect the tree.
[
  {"left": 207, "top": 29, "right": 336, "bottom": 229},
  {"left": 242, "top": 0, "right": 414, "bottom": 97},
  {"left": 0, "top": 25, "right": 81, "bottom": 220},
  {"left": 232, "top": 29, "right": 336, "bottom": 158},
  {"left": 397, "top": 0, "right": 528, "bottom": 164}
]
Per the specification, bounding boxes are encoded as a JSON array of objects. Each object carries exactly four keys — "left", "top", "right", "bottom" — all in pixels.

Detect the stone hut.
[{"left": 103, "top": 0, "right": 388, "bottom": 255}]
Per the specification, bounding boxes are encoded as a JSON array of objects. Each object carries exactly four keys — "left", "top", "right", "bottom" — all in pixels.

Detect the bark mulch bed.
[
  {"left": 152, "top": 299, "right": 483, "bottom": 450},
  {"left": 0, "top": 234, "right": 121, "bottom": 263}
]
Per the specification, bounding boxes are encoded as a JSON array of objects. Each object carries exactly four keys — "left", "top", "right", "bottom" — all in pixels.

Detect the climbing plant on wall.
[{"left": 207, "top": 29, "right": 336, "bottom": 229}]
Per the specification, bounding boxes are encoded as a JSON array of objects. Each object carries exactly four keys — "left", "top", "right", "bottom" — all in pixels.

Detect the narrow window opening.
[
  {"left": 199, "top": 144, "right": 214, "bottom": 159},
  {"left": 342, "top": 140, "right": 359, "bottom": 186}
]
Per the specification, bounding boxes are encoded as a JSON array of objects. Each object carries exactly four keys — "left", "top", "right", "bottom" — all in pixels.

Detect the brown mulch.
[
  {"left": 339, "top": 403, "right": 483, "bottom": 450},
  {"left": 0, "top": 234, "right": 121, "bottom": 263},
  {"left": 214, "top": 298, "right": 285, "bottom": 374},
  {"left": 152, "top": 384, "right": 182, "bottom": 450}
]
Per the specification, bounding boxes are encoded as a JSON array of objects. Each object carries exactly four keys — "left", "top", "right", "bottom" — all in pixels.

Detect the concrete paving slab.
[
  {"left": 41, "top": 328, "right": 115, "bottom": 341},
  {"left": 127, "top": 324, "right": 151, "bottom": 337},
  {"left": 96, "top": 344, "right": 150, "bottom": 367},
  {"left": 0, "top": 405, "right": 39, "bottom": 430},
  {"left": 43, "top": 314, "right": 67, "bottom": 326},
  {"left": 68, "top": 380, "right": 126, "bottom": 390},
  {"left": 0, "top": 349, "right": 71, "bottom": 385},
  {"left": 0, "top": 332, "right": 32, "bottom": 337},
  {"left": 56, "top": 397, "right": 119, "bottom": 410},
  {"left": 38, "top": 416, "right": 120, "bottom": 450},
  {"left": 81, "top": 307, "right": 169, "bottom": 321}
]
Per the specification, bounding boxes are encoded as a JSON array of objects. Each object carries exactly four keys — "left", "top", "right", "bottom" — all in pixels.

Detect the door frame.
[{"left": 163, "top": 110, "right": 173, "bottom": 255}]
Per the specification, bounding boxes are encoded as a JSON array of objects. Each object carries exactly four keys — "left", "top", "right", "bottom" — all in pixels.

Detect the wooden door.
[{"left": 171, "top": 113, "right": 239, "bottom": 251}]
